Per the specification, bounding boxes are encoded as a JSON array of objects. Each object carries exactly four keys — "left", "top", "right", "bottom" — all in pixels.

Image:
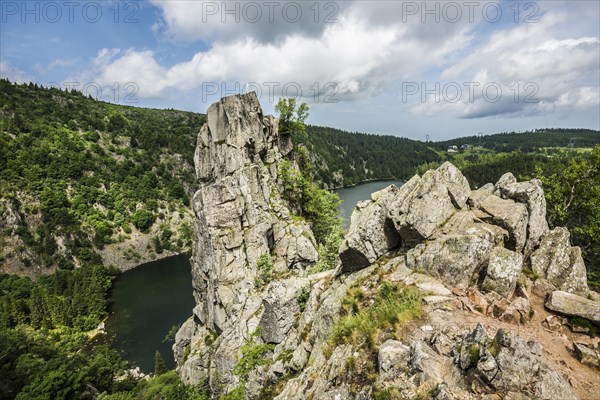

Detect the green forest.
[
  {"left": 0, "top": 79, "right": 203, "bottom": 273},
  {"left": 304, "top": 125, "right": 441, "bottom": 187},
  {"left": 0, "top": 265, "right": 209, "bottom": 399},
  {"left": 432, "top": 128, "right": 600, "bottom": 152}
]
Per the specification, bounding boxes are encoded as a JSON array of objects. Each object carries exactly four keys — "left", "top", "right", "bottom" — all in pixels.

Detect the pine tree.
[{"left": 154, "top": 350, "right": 167, "bottom": 376}]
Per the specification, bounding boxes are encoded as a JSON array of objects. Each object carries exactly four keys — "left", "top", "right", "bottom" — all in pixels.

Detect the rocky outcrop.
[
  {"left": 378, "top": 339, "right": 410, "bottom": 375},
  {"left": 495, "top": 174, "right": 549, "bottom": 255},
  {"left": 338, "top": 164, "right": 591, "bottom": 301},
  {"left": 573, "top": 342, "right": 600, "bottom": 368},
  {"left": 174, "top": 93, "right": 318, "bottom": 389},
  {"left": 477, "top": 194, "right": 528, "bottom": 252},
  {"left": 481, "top": 247, "right": 523, "bottom": 298},
  {"left": 361, "top": 324, "right": 578, "bottom": 400},
  {"left": 176, "top": 93, "right": 597, "bottom": 399},
  {"left": 405, "top": 211, "right": 506, "bottom": 289},
  {"left": 388, "top": 162, "right": 471, "bottom": 246},
  {"left": 545, "top": 291, "right": 600, "bottom": 324},
  {"left": 259, "top": 277, "right": 310, "bottom": 344},
  {"left": 454, "top": 325, "right": 578, "bottom": 400}
]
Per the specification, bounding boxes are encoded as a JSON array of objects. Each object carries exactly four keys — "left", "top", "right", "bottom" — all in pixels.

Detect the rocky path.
[{"left": 418, "top": 290, "right": 600, "bottom": 400}]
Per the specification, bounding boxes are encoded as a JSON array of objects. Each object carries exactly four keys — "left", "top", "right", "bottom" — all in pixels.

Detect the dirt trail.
[{"left": 420, "top": 292, "right": 600, "bottom": 400}]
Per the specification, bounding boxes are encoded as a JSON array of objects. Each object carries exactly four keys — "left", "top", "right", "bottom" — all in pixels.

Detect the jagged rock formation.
[
  {"left": 341, "top": 164, "right": 589, "bottom": 299},
  {"left": 175, "top": 94, "right": 599, "bottom": 399},
  {"left": 174, "top": 92, "right": 318, "bottom": 387},
  {"left": 530, "top": 228, "right": 589, "bottom": 296}
]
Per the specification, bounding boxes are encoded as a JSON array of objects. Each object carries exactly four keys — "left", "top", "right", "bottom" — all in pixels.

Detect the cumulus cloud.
[
  {"left": 81, "top": 0, "right": 598, "bottom": 120},
  {"left": 149, "top": 0, "right": 348, "bottom": 44},
  {"left": 82, "top": 8, "right": 473, "bottom": 102},
  {"left": 408, "top": 8, "right": 600, "bottom": 119}
]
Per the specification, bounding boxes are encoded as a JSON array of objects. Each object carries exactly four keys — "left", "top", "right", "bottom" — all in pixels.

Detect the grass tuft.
[{"left": 328, "top": 282, "right": 422, "bottom": 352}]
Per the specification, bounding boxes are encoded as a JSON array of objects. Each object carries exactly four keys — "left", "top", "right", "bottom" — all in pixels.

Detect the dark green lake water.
[
  {"left": 108, "top": 180, "right": 404, "bottom": 373},
  {"left": 107, "top": 253, "right": 195, "bottom": 373}
]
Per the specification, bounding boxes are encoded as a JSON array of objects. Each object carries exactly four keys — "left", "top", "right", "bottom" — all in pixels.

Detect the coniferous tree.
[{"left": 154, "top": 351, "right": 167, "bottom": 376}]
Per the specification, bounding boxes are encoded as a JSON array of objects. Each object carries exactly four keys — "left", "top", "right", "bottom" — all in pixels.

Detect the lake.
[
  {"left": 106, "top": 253, "right": 195, "bottom": 373},
  {"left": 335, "top": 180, "right": 404, "bottom": 228},
  {"left": 107, "top": 180, "right": 404, "bottom": 372}
]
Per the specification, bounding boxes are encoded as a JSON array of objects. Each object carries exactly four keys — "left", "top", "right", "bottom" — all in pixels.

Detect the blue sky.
[{"left": 1, "top": 0, "right": 599, "bottom": 141}]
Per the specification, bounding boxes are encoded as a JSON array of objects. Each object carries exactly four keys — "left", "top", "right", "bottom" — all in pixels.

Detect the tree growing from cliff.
[
  {"left": 276, "top": 99, "right": 344, "bottom": 272},
  {"left": 154, "top": 351, "right": 167, "bottom": 376},
  {"left": 275, "top": 98, "right": 309, "bottom": 142}
]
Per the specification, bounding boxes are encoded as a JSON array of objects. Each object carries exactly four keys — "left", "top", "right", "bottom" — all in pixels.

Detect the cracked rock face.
[
  {"left": 454, "top": 326, "right": 578, "bottom": 400},
  {"left": 481, "top": 247, "right": 524, "bottom": 298},
  {"left": 174, "top": 92, "right": 318, "bottom": 388},
  {"left": 406, "top": 211, "right": 506, "bottom": 289},
  {"left": 495, "top": 174, "right": 549, "bottom": 256},
  {"left": 388, "top": 162, "right": 471, "bottom": 246},
  {"left": 477, "top": 194, "right": 528, "bottom": 252},
  {"left": 530, "top": 228, "right": 589, "bottom": 296}
]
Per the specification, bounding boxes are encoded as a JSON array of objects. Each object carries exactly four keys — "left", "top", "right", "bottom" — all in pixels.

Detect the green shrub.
[
  {"left": 255, "top": 254, "right": 274, "bottom": 288},
  {"left": 233, "top": 328, "right": 274, "bottom": 382},
  {"left": 372, "top": 386, "right": 404, "bottom": 400},
  {"left": 275, "top": 100, "right": 344, "bottom": 274},
  {"left": 522, "top": 268, "right": 541, "bottom": 281},
  {"left": 220, "top": 385, "right": 244, "bottom": 400},
  {"left": 310, "top": 230, "right": 343, "bottom": 274},
  {"left": 297, "top": 287, "right": 311, "bottom": 311},
  {"left": 469, "top": 345, "right": 481, "bottom": 364},
  {"left": 163, "top": 324, "right": 179, "bottom": 343},
  {"left": 570, "top": 317, "right": 599, "bottom": 336},
  {"left": 132, "top": 209, "right": 155, "bottom": 232}
]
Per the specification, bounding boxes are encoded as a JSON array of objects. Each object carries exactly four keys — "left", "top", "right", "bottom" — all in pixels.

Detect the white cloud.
[
  {"left": 82, "top": 13, "right": 471, "bottom": 102},
  {"left": 149, "top": 0, "right": 344, "bottom": 44},
  {"left": 0, "top": 62, "right": 32, "bottom": 83},
  {"left": 80, "top": 0, "right": 598, "bottom": 121},
  {"left": 149, "top": 0, "right": 487, "bottom": 46},
  {"left": 409, "top": 8, "right": 600, "bottom": 119}
]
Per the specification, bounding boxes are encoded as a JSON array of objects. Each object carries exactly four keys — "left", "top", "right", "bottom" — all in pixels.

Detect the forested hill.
[
  {"left": 432, "top": 128, "right": 600, "bottom": 152},
  {"left": 0, "top": 79, "right": 204, "bottom": 276},
  {"left": 304, "top": 125, "right": 441, "bottom": 187},
  {"left": 303, "top": 126, "right": 599, "bottom": 188}
]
